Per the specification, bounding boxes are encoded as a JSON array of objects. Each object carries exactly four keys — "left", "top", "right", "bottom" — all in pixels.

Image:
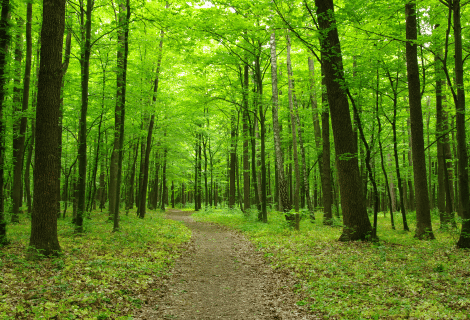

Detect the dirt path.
[{"left": 135, "top": 210, "right": 316, "bottom": 319}]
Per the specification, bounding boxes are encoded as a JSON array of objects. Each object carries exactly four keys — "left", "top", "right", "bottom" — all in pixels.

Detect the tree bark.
[
  {"left": 405, "top": 1, "right": 434, "bottom": 239},
  {"left": 452, "top": 0, "right": 470, "bottom": 248},
  {"left": 29, "top": 0, "right": 66, "bottom": 256},
  {"left": 242, "top": 64, "right": 250, "bottom": 212},
  {"left": 11, "top": 16, "right": 24, "bottom": 223},
  {"left": 320, "top": 63, "right": 333, "bottom": 225},
  {"left": 0, "top": 0, "right": 10, "bottom": 245},
  {"left": 110, "top": 0, "right": 130, "bottom": 231},
  {"left": 254, "top": 50, "right": 267, "bottom": 222},
  {"left": 229, "top": 111, "right": 237, "bottom": 209},
  {"left": 194, "top": 136, "right": 199, "bottom": 211},
  {"left": 75, "top": 0, "right": 94, "bottom": 233},
  {"left": 138, "top": 31, "right": 163, "bottom": 218},
  {"left": 138, "top": 115, "right": 155, "bottom": 218},
  {"left": 315, "top": 0, "right": 373, "bottom": 240},
  {"left": 286, "top": 32, "right": 301, "bottom": 215},
  {"left": 160, "top": 145, "right": 167, "bottom": 211},
  {"left": 270, "top": 32, "right": 290, "bottom": 213},
  {"left": 126, "top": 142, "right": 138, "bottom": 210}
]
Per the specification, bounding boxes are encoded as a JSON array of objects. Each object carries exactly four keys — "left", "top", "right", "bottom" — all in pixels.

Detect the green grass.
[
  {"left": 0, "top": 209, "right": 191, "bottom": 319},
  {"left": 193, "top": 208, "right": 470, "bottom": 319}
]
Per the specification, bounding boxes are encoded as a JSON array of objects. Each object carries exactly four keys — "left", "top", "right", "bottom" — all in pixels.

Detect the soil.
[{"left": 134, "top": 210, "right": 318, "bottom": 319}]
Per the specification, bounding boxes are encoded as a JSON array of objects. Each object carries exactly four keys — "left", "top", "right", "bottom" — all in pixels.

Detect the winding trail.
[{"left": 135, "top": 210, "right": 315, "bottom": 319}]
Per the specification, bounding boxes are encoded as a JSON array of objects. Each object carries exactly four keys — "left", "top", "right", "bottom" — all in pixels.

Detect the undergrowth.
[
  {"left": 0, "top": 209, "right": 190, "bottom": 319},
  {"left": 194, "top": 208, "right": 470, "bottom": 319}
]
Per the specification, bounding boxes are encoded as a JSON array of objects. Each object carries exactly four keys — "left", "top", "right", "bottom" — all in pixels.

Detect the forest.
[{"left": 0, "top": 0, "right": 470, "bottom": 318}]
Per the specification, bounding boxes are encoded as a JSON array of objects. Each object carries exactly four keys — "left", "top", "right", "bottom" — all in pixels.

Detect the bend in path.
[{"left": 135, "top": 209, "right": 317, "bottom": 319}]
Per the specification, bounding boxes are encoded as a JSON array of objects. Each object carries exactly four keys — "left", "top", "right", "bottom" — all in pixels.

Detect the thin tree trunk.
[
  {"left": 25, "top": 120, "right": 35, "bottom": 215},
  {"left": 160, "top": 145, "right": 167, "bottom": 211},
  {"left": 270, "top": 32, "right": 290, "bottom": 213},
  {"left": 138, "top": 115, "right": 155, "bottom": 218},
  {"left": 126, "top": 142, "right": 138, "bottom": 210},
  {"left": 242, "top": 64, "right": 250, "bottom": 212},
  {"left": 377, "top": 79, "right": 394, "bottom": 229},
  {"left": 75, "top": 0, "right": 94, "bottom": 233},
  {"left": 11, "top": 17, "right": 24, "bottom": 223},
  {"left": 138, "top": 30, "right": 163, "bottom": 218},
  {"left": 320, "top": 63, "right": 333, "bottom": 225},
  {"left": 286, "top": 32, "right": 301, "bottom": 219},
  {"left": 110, "top": 0, "right": 130, "bottom": 231},
  {"left": 254, "top": 51, "right": 267, "bottom": 222},
  {"left": 194, "top": 137, "right": 199, "bottom": 211},
  {"left": 229, "top": 111, "right": 236, "bottom": 208}
]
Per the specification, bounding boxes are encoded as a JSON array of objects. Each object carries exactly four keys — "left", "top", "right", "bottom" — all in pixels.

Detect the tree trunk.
[
  {"left": 286, "top": 32, "right": 301, "bottom": 216},
  {"left": 29, "top": 0, "right": 66, "bottom": 256},
  {"left": 197, "top": 133, "right": 202, "bottom": 209},
  {"left": 229, "top": 111, "right": 236, "bottom": 208},
  {"left": 254, "top": 51, "right": 267, "bottom": 222},
  {"left": 315, "top": 0, "right": 372, "bottom": 240},
  {"left": 270, "top": 32, "right": 290, "bottom": 213},
  {"left": 75, "top": 0, "right": 94, "bottom": 233},
  {"left": 320, "top": 64, "right": 333, "bottom": 225},
  {"left": 171, "top": 181, "right": 175, "bottom": 208},
  {"left": 377, "top": 75, "right": 395, "bottom": 229},
  {"left": 126, "top": 142, "right": 138, "bottom": 210},
  {"left": 138, "top": 31, "right": 163, "bottom": 217},
  {"left": 435, "top": 43, "right": 454, "bottom": 227},
  {"left": 160, "top": 146, "right": 167, "bottom": 211},
  {"left": 138, "top": 115, "right": 154, "bottom": 218},
  {"left": 405, "top": 2, "right": 434, "bottom": 239},
  {"left": 0, "top": 0, "right": 10, "bottom": 245},
  {"left": 452, "top": 0, "right": 470, "bottom": 248},
  {"left": 203, "top": 130, "right": 209, "bottom": 208},
  {"left": 242, "top": 64, "right": 250, "bottom": 212},
  {"left": 11, "top": 16, "right": 24, "bottom": 223},
  {"left": 110, "top": 0, "right": 130, "bottom": 231},
  {"left": 194, "top": 137, "right": 199, "bottom": 211}
]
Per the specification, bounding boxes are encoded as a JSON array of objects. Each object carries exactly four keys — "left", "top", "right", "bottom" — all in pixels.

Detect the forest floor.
[{"left": 135, "top": 209, "right": 316, "bottom": 320}]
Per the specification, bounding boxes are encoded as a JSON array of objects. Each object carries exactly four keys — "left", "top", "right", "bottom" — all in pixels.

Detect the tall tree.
[
  {"left": 450, "top": 0, "right": 470, "bottom": 248},
  {"left": 110, "top": 0, "right": 130, "bottom": 231},
  {"left": 11, "top": 17, "right": 24, "bottom": 224},
  {"left": 241, "top": 64, "right": 250, "bottom": 212},
  {"left": 405, "top": 1, "right": 434, "bottom": 239},
  {"left": 29, "top": 0, "right": 66, "bottom": 256},
  {"left": 270, "top": 32, "right": 291, "bottom": 213},
  {"left": 76, "top": 0, "right": 94, "bottom": 233},
  {"left": 315, "top": 0, "right": 373, "bottom": 240},
  {"left": 0, "top": 0, "right": 10, "bottom": 245},
  {"left": 286, "top": 32, "right": 301, "bottom": 214},
  {"left": 137, "top": 31, "right": 164, "bottom": 218},
  {"left": 229, "top": 110, "right": 236, "bottom": 208}
]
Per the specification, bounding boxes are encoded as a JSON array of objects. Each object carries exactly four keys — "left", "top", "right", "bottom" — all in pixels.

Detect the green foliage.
[
  {"left": 0, "top": 210, "right": 190, "bottom": 319},
  {"left": 194, "top": 209, "right": 470, "bottom": 319}
]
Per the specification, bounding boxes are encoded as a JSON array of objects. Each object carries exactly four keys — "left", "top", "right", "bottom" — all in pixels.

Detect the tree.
[
  {"left": 448, "top": 0, "right": 470, "bottom": 248},
  {"left": 137, "top": 31, "right": 164, "bottom": 219},
  {"left": 270, "top": 32, "right": 291, "bottom": 213},
  {"left": 28, "top": 0, "right": 66, "bottom": 257},
  {"left": 0, "top": 0, "right": 10, "bottom": 246},
  {"left": 76, "top": 0, "right": 95, "bottom": 233},
  {"left": 315, "top": 0, "right": 373, "bottom": 241},
  {"left": 405, "top": 1, "right": 434, "bottom": 240},
  {"left": 109, "top": 0, "right": 130, "bottom": 231},
  {"left": 11, "top": 16, "right": 24, "bottom": 224}
]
